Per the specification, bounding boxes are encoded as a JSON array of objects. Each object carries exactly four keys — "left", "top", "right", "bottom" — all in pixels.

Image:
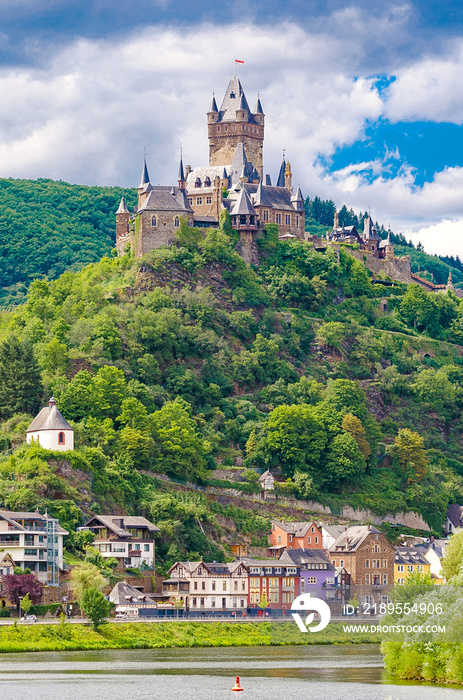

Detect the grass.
[{"left": 0, "top": 621, "right": 381, "bottom": 653}]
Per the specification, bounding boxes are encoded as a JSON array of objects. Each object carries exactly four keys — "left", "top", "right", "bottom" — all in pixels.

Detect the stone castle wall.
[{"left": 325, "top": 244, "right": 413, "bottom": 284}]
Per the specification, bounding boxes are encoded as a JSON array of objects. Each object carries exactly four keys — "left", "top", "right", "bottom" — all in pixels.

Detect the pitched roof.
[
  {"left": 258, "top": 469, "right": 274, "bottom": 483},
  {"left": 394, "top": 546, "right": 429, "bottom": 567},
  {"left": 329, "top": 525, "right": 381, "bottom": 553},
  {"left": 447, "top": 504, "right": 463, "bottom": 529},
  {"left": 218, "top": 77, "right": 254, "bottom": 122},
  {"left": 109, "top": 580, "right": 156, "bottom": 605},
  {"left": 276, "top": 158, "right": 286, "bottom": 187},
  {"left": 208, "top": 95, "right": 218, "bottom": 112},
  {"left": 272, "top": 520, "right": 317, "bottom": 538},
  {"left": 116, "top": 196, "right": 129, "bottom": 214},
  {"left": 27, "top": 400, "right": 73, "bottom": 433},
  {"left": 0, "top": 510, "right": 68, "bottom": 534},
  {"left": 244, "top": 183, "right": 298, "bottom": 212},
  {"left": 253, "top": 181, "right": 272, "bottom": 207},
  {"left": 228, "top": 142, "right": 254, "bottom": 186},
  {"left": 0, "top": 551, "right": 15, "bottom": 568},
  {"left": 254, "top": 97, "right": 264, "bottom": 115},
  {"left": 84, "top": 514, "right": 159, "bottom": 537},
  {"left": 279, "top": 548, "right": 334, "bottom": 570},
  {"left": 138, "top": 186, "right": 192, "bottom": 213},
  {"left": 230, "top": 185, "right": 257, "bottom": 217},
  {"left": 321, "top": 524, "right": 345, "bottom": 539},
  {"left": 138, "top": 159, "right": 150, "bottom": 188}
]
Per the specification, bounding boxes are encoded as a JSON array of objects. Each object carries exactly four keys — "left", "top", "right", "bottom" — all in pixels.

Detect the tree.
[
  {"left": 3, "top": 573, "right": 43, "bottom": 608},
  {"left": 92, "top": 365, "right": 128, "bottom": 419},
  {"left": 20, "top": 592, "right": 32, "bottom": 615},
  {"left": 258, "top": 591, "right": 268, "bottom": 610},
  {"left": 80, "top": 588, "right": 110, "bottom": 630},
  {"left": 325, "top": 432, "right": 366, "bottom": 484},
  {"left": 342, "top": 413, "right": 371, "bottom": 459},
  {"left": 441, "top": 530, "right": 463, "bottom": 581},
  {"left": 316, "top": 322, "right": 344, "bottom": 356},
  {"left": 69, "top": 562, "right": 107, "bottom": 600},
  {"left": 390, "top": 428, "right": 428, "bottom": 482},
  {"left": 258, "top": 403, "right": 327, "bottom": 478},
  {"left": 0, "top": 336, "right": 43, "bottom": 420},
  {"left": 324, "top": 379, "right": 367, "bottom": 421}
]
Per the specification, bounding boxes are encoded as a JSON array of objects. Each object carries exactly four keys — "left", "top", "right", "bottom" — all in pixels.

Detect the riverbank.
[
  {"left": 0, "top": 620, "right": 381, "bottom": 653},
  {"left": 383, "top": 640, "right": 463, "bottom": 685}
]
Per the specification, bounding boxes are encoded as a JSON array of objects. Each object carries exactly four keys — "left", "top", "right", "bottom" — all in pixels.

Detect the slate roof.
[
  {"left": 276, "top": 158, "right": 286, "bottom": 187},
  {"left": 378, "top": 232, "right": 392, "bottom": 249},
  {"left": 394, "top": 546, "right": 429, "bottom": 567},
  {"left": 279, "top": 548, "right": 334, "bottom": 570},
  {"left": 414, "top": 540, "right": 446, "bottom": 559},
  {"left": 254, "top": 97, "right": 264, "bottom": 115},
  {"left": 446, "top": 504, "right": 463, "bottom": 529},
  {"left": 228, "top": 142, "right": 255, "bottom": 186},
  {"left": 209, "top": 95, "right": 218, "bottom": 112},
  {"left": 116, "top": 197, "right": 129, "bottom": 214},
  {"left": 84, "top": 514, "right": 159, "bottom": 537},
  {"left": 362, "top": 215, "right": 381, "bottom": 241},
  {"left": 230, "top": 185, "right": 257, "bottom": 217},
  {"left": 243, "top": 183, "right": 297, "bottom": 212},
  {"left": 109, "top": 580, "right": 156, "bottom": 605},
  {"left": 186, "top": 165, "right": 228, "bottom": 191},
  {"left": 272, "top": 521, "right": 317, "bottom": 538},
  {"left": 253, "top": 181, "right": 272, "bottom": 207},
  {"left": 218, "top": 77, "right": 255, "bottom": 123},
  {"left": 27, "top": 401, "right": 73, "bottom": 433},
  {"left": 330, "top": 525, "right": 381, "bottom": 553},
  {"left": 137, "top": 186, "right": 192, "bottom": 213},
  {"left": 139, "top": 159, "right": 150, "bottom": 188},
  {"left": 258, "top": 469, "right": 274, "bottom": 484},
  {"left": 321, "top": 524, "right": 345, "bottom": 540}
]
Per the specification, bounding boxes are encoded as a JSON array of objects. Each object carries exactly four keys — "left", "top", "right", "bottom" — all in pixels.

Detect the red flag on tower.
[{"left": 235, "top": 59, "right": 245, "bottom": 64}]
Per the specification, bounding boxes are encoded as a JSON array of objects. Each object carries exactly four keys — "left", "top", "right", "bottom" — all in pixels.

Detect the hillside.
[
  {"left": 0, "top": 206, "right": 463, "bottom": 568},
  {"left": 1, "top": 178, "right": 462, "bottom": 307}
]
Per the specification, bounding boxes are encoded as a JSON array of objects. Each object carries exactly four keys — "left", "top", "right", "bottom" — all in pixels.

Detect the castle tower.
[
  {"left": 208, "top": 77, "right": 264, "bottom": 179},
  {"left": 116, "top": 196, "right": 130, "bottom": 252},
  {"left": 230, "top": 184, "right": 258, "bottom": 265},
  {"left": 138, "top": 158, "right": 152, "bottom": 208},
  {"left": 178, "top": 153, "right": 186, "bottom": 192}
]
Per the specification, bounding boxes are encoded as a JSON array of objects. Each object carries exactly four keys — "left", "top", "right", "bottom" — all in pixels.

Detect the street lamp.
[
  {"left": 62, "top": 596, "right": 68, "bottom": 619},
  {"left": 18, "top": 596, "right": 23, "bottom": 621}
]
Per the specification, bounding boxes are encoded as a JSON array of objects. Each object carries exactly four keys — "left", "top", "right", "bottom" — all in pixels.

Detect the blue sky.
[{"left": 1, "top": 0, "right": 463, "bottom": 255}]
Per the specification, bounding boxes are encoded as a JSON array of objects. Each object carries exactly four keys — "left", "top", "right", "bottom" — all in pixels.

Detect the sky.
[{"left": 2, "top": 1, "right": 463, "bottom": 257}]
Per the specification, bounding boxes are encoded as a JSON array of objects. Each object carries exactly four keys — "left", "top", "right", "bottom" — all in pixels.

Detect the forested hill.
[
  {"left": 0, "top": 178, "right": 137, "bottom": 305},
  {"left": 1, "top": 217, "right": 463, "bottom": 568},
  {"left": 0, "top": 178, "right": 462, "bottom": 306}
]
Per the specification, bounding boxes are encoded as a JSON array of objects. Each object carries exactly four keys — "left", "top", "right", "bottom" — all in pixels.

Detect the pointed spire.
[
  {"left": 209, "top": 94, "right": 218, "bottom": 112},
  {"left": 238, "top": 92, "right": 248, "bottom": 111},
  {"left": 138, "top": 159, "right": 150, "bottom": 189},
  {"left": 276, "top": 156, "right": 286, "bottom": 187},
  {"left": 448, "top": 268, "right": 453, "bottom": 287},
  {"left": 254, "top": 96, "right": 264, "bottom": 115},
  {"left": 230, "top": 183, "right": 257, "bottom": 217},
  {"left": 254, "top": 180, "right": 272, "bottom": 207},
  {"left": 116, "top": 196, "right": 129, "bottom": 215},
  {"left": 178, "top": 152, "right": 185, "bottom": 182},
  {"left": 265, "top": 174, "right": 272, "bottom": 186}
]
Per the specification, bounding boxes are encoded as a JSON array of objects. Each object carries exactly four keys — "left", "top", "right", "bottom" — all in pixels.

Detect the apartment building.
[
  {"left": 165, "top": 560, "right": 249, "bottom": 610},
  {"left": 82, "top": 515, "right": 159, "bottom": 571}
]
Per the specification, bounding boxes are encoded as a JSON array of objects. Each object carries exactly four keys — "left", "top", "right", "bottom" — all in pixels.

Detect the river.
[{"left": 0, "top": 645, "right": 460, "bottom": 699}]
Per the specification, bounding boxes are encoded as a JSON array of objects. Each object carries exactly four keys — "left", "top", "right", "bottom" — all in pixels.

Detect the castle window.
[
  {"left": 151, "top": 215, "right": 157, "bottom": 227},
  {"left": 225, "top": 125, "right": 228, "bottom": 131},
  {"left": 263, "top": 210, "right": 269, "bottom": 222},
  {"left": 206, "top": 196, "right": 212, "bottom": 204},
  {"left": 296, "top": 216, "right": 300, "bottom": 226},
  {"left": 285, "top": 214, "right": 291, "bottom": 225},
  {"left": 217, "top": 127, "right": 220, "bottom": 132},
  {"left": 58, "top": 432, "right": 65, "bottom": 445},
  {"left": 275, "top": 213, "right": 281, "bottom": 224},
  {"left": 188, "top": 198, "right": 193, "bottom": 205},
  {"left": 196, "top": 197, "right": 202, "bottom": 205},
  {"left": 242, "top": 125, "right": 245, "bottom": 131},
  {"left": 174, "top": 217, "right": 180, "bottom": 228}
]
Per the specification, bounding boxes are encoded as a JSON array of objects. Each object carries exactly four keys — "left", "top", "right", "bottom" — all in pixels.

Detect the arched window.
[
  {"left": 151, "top": 215, "right": 157, "bottom": 227},
  {"left": 174, "top": 216, "right": 180, "bottom": 228},
  {"left": 58, "top": 432, "right": 65, "bottom": 445}
]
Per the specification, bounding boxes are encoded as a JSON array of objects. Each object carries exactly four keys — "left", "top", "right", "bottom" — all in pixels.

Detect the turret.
[
  {"left": 178, "top": 153, "right": 186, "bottom": 191},
  {"left": 115, "top": 196, "right": 130, "bottom": 249},
  {"left": 207, "top": 94, "right": 219, "bottom": 124},
  {"left": 284, "top": 161, "right": 292, "bottom": 190},
  {"left": 276, "top": 156, "right": 286, "bottom": 187},
  {"left": 235, "top": 92, "right": 249, "bottom": 122},
  {"left": 253, "top": 96, "right": 265, "bottom": 126},
  {"left": 138, "top": 158, "right": 152, "bottom": 207}
]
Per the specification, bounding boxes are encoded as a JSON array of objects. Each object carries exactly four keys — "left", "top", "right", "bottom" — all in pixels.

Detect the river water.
[{"left": 0, "top": 645, "right": 460, "bottom": 700}]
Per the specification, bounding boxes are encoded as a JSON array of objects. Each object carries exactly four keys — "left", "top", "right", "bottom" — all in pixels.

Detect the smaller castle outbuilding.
[{"left": 26, "top": 397, "right": 74, "bottom": 451}]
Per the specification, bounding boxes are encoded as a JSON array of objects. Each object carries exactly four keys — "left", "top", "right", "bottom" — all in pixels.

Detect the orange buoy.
[{"left": 232, "top": 676, "right": 244, "bottom": 692}]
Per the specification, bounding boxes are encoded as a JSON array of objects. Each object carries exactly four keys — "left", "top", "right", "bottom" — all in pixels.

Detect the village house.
[
  {"left": 166, "top": 560, "right": 249, "bottom": 611},
  {"left": 329, "top": 525, "right": 395, "bottom": 607},
  {"left": 0, "top": 552, "right": 16, "bottom": 608},
  {"left": 278, "top": 548, "right": 335, "bottom": 601},
  {"left": 394, "top": 546, "right": 430, "bottom": 584},
  {"left": 413, "top": 539, "right": 446, "bottom": 584},
  {"left": 109, "top": 580, "right": 157, "bottom": 618},
  {"left": 258, "top": 470, "right": 275, "bottom": 499},
  {"left": 445, "top": 504, "right": 463, "bottom": 534},
  {"left": 319, "top": 523, "right": 345, "bottom": 552},
  {"left": 241, "top": 558, "right": 300, "bottom": 612},
  {"left": 0, "top": 510, "right": 67, "bottom": 585},
  {"left": 269, "top": 521, "right": 323, "bottom": 556},
  {"left": 26, "top": 397, "right": 74, "bottom": 451},
  {"left": 82, "top": 514, "right": 159, "bottom": 571}
]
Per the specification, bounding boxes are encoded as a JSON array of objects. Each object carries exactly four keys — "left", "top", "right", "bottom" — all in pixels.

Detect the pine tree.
[{"left": 0, "top": 335, "right": 43, "bottom": 420}]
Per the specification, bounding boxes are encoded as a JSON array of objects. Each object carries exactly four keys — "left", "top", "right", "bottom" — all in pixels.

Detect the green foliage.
[
  {"left": 0, "top": 336, "right": 43, "bottom": 420},
  {"left": 80, "top": 588, "right": 110, "bottom": 630}
]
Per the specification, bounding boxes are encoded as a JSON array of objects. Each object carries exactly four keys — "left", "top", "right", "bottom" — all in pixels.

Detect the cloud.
[
  {"left": 406, "top": 219, "right": 463, "bottom": 257},
  {"left": 0, "top": 15, "right": 463, "bottom": 257}
]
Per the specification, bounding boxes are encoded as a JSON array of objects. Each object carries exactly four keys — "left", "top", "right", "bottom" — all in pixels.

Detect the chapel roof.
[{"left": 27, "top": 399, "right": 73, "bottom": 433}]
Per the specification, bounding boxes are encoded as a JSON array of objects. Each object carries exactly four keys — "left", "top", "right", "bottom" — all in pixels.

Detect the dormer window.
[
  {"left": 230, "top": 92, "right": 235, "bottom": 98},
  {"left": 195, "top": 178, "right": 201, "bottom": 188},
  {"left": 204, "top": 177, "right": 211, "bottom": 187}
]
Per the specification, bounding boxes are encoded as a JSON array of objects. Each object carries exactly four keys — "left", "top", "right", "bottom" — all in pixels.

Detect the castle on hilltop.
[{"left": 116, "top": 76, "right": 305, "bottom": 264}]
